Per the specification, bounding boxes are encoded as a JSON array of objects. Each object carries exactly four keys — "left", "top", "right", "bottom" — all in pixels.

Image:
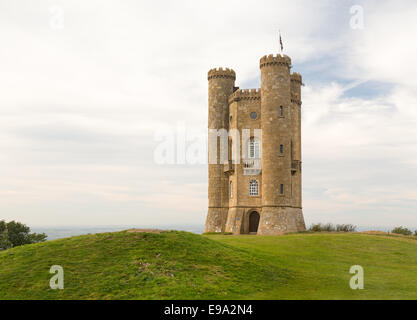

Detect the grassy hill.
[{"left": 0, "top": 230, "right": 416, "bottom": 300}]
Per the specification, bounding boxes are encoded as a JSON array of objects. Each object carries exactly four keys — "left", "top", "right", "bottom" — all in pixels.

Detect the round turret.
[
  {"left": 291, "top": 72, "right": 302, "bottom": 103},
  {"left": 205, "top": 66, "right": 236, "bottom": 233},
  {"left": 258, "top": 53, "right": 294, "bottom": 234},
  {"left": 290, "top": 72, "right": 302, "bottom": 210},
  {"left": 260, "top": 54, "right": 292, "bottom": 206},
  {"left": 290, "top": 72, "right": 302, "bottom": 83},
  {"left": 260, "top": 54, "right": 291, "bottom": 69},
  {"left": 208, "top": 68, "right": 236, "bottom": 81}
]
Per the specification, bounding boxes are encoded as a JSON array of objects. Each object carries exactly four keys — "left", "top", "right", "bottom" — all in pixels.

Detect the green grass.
[
  {"left": 0, "top": 231, "right": 416, "bottom": 300},
  {"left": 207, "top": 233, "right": 417, "bottom": 299}
]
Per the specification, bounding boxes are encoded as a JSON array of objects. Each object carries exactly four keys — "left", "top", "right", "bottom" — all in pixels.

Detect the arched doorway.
[{"left": 249, "top": 211, "right": 260, "bottom": 234}]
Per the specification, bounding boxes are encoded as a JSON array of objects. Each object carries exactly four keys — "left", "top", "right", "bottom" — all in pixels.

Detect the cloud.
[
  {"left": 0, "top": 0, "right": 416, "bottom": 229},
  {"left": 303, "top": 81, "right": 417, "bottom": 227}
]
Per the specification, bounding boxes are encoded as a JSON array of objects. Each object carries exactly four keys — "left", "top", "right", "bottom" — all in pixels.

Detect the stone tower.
[
  {"left": 204, "top": 54, "right": 306, "bottom": 235},
  {"left": 205, "top": 68, "right": 236, "bottom": 233}
]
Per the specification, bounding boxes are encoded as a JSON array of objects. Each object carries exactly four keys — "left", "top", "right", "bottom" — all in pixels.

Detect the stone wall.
[
  {"left": 205, "top": 55, "right": 306, "bottom": 235},
  {"left": 205, "top": 68, "right": 235, "bottom": 233}
]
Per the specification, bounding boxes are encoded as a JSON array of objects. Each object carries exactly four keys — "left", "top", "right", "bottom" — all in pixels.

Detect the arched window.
[
  {"left": 249, "top": 180, "right": 259, "bottom": 196},
  {"left": 230, "top": 181, "right": 233, "bottom": 198},
  {"left": 248, "top": 138, "right": 260, "bottom": 159}
]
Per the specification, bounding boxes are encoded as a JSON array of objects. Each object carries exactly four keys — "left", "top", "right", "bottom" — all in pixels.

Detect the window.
[
  {"left": 248, "top": 138, "right": 260, "bottom": 159},
  {"left": 250, "top": 112, "right": 258, "bottom": 120},
  {"left": 249, "top": 180, "right": 259, "bottom": 196},
  {"left": 280, "top": 144, "right": 284, "bottom": 155},
  {"left": 230, "top": 181, "right": 233, "bottom": 198},
  {"left": 280, "top": 106, "right": 284, "bottom": 117},
  {"left": 280, "top": 184, "right": 284, "bottom": 195}
]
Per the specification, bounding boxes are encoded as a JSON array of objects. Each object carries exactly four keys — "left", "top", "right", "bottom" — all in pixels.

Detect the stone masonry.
[{"left": 204, "top": 54, "right": 306, "bottom": 235}]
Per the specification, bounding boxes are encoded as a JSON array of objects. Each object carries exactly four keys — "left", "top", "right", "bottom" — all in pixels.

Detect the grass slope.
[
  {"left": 0, "top": 231, "right": 416, "bottom": 299},
  {"left": 208, "top": 233, "right": 417, "bottom": 299},
  {"left": 0, "top": 231, "right": 288, "bottom": 300}
]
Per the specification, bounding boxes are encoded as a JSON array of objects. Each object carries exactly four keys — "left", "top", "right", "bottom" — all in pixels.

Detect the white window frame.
[
  {"left": 249, "top": 180, "right": 259, "bottom": 196},
  {"left": 248, "top": 138, "right": 260, "bottom": 159},
  {"left": 230, "top": 181, "right": 233, "bottom": 198}
]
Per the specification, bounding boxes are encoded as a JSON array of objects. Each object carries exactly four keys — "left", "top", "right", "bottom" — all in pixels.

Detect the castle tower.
[
  {"left": 290, "top": 73, "right": 303, "bottom": 209},
  {"left": 204, "top": 68, "right": 236, "bottom": 233},
  {"left": 257, "top": 54, "right": 305, "bottom": 235},
  {"left": 204, "top": 54, "right": 306, "bottom": 235}
]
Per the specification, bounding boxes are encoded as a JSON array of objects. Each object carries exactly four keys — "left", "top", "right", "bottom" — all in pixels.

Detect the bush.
[
  {"left": 308, "top": 223, "right": 323, "bottom": 232},
  {"left": 309, "top": 223, "right": 335, "bottom": 232},
  {"left": 309, "top": 223, "right": 357, "bottom": 233},
  {"left": 0, "top": 220, "right": 47, "bottom": 251},
  {"left": 336, "top": 224, "right": 357, "bottom": 232},
  {"left": 391, "top": 226, "right": 412, "bottom": 236},
  {"left": 203, "top": 232, "right": 233, "bottom": 236}
]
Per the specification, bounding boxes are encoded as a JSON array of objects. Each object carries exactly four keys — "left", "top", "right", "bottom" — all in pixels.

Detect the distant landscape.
[
  {"left": 31, "top": 225, "right": 206, "bottom": 240},
  {"left": 31, "top": 225, "right": 403, "bottom": 240}
]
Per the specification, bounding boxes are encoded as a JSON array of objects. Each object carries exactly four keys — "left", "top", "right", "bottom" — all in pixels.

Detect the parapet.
[
  {"left": 228, "top": 88, "right": 261, "bottom": 104},
  {"left": 260, "top": 54, "right": 291, "bottom": 69},
  {"left": 291, "top": 72, "right": 302, "bottom": 84},
  {"left": 208, "top": 67, "right": 236, "bottom": 81}
]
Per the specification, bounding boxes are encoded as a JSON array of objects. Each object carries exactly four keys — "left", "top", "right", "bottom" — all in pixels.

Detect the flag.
[{"left": 279, "top": 31, "right": 284, "bottom": 52}]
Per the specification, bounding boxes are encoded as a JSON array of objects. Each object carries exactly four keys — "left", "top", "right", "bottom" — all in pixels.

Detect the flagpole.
[
  {"left": 279, "top": 30, "right": 281, "bottom": 55},
  {"left": 279, "top": 30, "right": 283, "bottom": 55}
]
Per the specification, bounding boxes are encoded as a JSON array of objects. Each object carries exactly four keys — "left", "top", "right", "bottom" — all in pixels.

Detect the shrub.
[
  {"left": 391, "top": 226, "right": 412, "bottom": 236},
  {"left": 309, "top": 223, "right": 335, "bottom": 232},
  {"left": 203, "top": 232, "right": 233, "bottom": 236},
  {"left": 309, "top": 223, "right": 323, "bottom": 232},
  {"left": 309, "top": 223, "right": 357, "bottom": 233},
  {"left": 336, "top": 224, "right": 357, "bottom": 232}
]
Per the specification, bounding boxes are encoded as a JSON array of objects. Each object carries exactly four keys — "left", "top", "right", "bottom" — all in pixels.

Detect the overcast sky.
[{"left": 0, "top": 0, "right": 416, "bottom": 229}]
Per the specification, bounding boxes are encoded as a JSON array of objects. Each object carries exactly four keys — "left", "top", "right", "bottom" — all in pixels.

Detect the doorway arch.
[{"left": 249, "top": 211, "right": 260, "bottom": 234}]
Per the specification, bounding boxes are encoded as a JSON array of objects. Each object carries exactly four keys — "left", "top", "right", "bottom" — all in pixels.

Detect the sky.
[{"left": 0, "top": 0, "right": 416, "bottom": 229}]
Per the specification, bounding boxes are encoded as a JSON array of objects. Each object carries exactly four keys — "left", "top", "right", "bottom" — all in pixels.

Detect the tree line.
[{"left": 0, "top": 220, "right": 47, "bottom": 251}]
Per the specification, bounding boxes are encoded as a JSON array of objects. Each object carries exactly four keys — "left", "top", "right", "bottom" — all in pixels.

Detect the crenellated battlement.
[
  {"left": 291, "top": 72, "right": 302, "bottom": 84},
  {"left": 228, "top": 88, "right": 261, "bottom": 103},
  {"left": 206, "top": 51, "right": 306, "bottom": 235},
  {"left": 260, "top": 54, "right": 291, "bottom": 69},
  {"left": 208, "top": 67, "right": 236, "bottom": 81}
]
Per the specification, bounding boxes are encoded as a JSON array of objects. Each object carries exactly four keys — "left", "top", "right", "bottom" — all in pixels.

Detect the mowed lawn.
[
  {"left": 0, "top": 231, "right": 416, "bottom": 299},
  {"left": 208, "top": 233, "right": 417, "bottom": 299}
]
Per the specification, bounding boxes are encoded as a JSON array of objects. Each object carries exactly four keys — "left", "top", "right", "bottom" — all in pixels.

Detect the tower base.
[
  {"left": 258, "top": 207, "right": 306, "bottom": 235},
  {"left": 204, "top": 208, "right": 228, "bottom": 233},
  {"left": 224, "top": 207, "right": 244, "bottom": 234}
]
